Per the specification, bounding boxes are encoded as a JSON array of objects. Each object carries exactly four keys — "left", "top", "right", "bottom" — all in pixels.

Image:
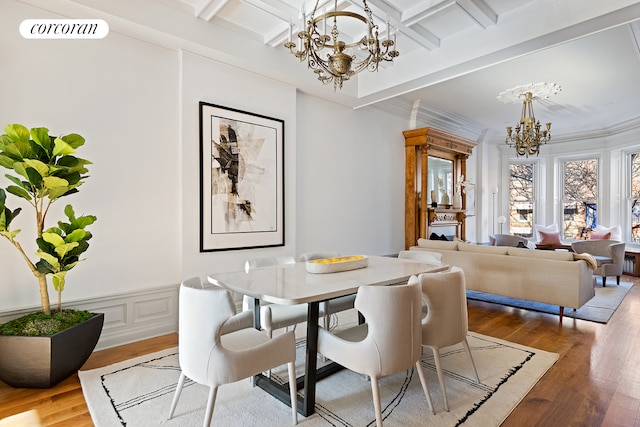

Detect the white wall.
[
  {"left": 0, "top": 0, "right": 414, "bottom": 323},
  {"left": 0, "top": 1, "right": 181, "bottom": 311},
  {"left": 295, "top": 96, "right": 409, "bottom": 257}
]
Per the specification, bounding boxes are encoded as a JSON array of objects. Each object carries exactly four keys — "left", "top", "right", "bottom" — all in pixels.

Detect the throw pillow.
[
  {"left": 534, "top": 223, "right": 558, "bottom": 242},
  {"left": 590, "top": 231, "right": 611, "bottom": 240},
  {"left": 538, "top": 230, "right": 561, "bottom": 245},
  {"left": 595, "top": 224, "right": 622, "bottom": 241}
]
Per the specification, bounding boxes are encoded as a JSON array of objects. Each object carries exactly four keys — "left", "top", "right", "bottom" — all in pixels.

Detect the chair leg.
[
  {"left": 617, "top": 276, "right": 621, "bottom": 285},
  {"left": 432, "top": 348, "right": 449, "bottom": 412},
  {"left": 203, "top": 386, "right": 218, "bottom": 427},
  {"left": 415, "top": 361, "right": 435, "bottom": 414},
  {"left": 602, "top": 276, "right": 607, "bottom": 287},
  {"left": 370, "top": 376, "right": 383, "bottom": 427},
  {"left": 287, "top": 361, "right": 298, "bottom": 425},
  {"left": 167, "top": 372, "right": 186, "bottom": 419},
  {"left": 462, "top": 339, "right": 480, "bottom": 383}
]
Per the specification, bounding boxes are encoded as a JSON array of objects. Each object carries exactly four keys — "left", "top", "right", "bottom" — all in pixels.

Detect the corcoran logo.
[{"left": 20, "top": 19, "right": 109, "bottom": 39}]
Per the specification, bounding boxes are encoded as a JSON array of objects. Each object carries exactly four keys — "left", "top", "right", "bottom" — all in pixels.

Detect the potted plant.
[{"left": 0, "top": 123, "right": 100, "bottom": 388}]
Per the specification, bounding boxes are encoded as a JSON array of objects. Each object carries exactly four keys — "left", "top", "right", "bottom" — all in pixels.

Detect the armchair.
[
  {"left": 410, "top": 266, "right": 479, "bottom": 412},
  {"left": 571, "top": 240, "right": 625, "bottom": 286},
  {"left": 317, "top": 282, "right": 434, "bottom": 427},
  {"left": 169, "top": 277, "right": 298, "bottom": 426}
]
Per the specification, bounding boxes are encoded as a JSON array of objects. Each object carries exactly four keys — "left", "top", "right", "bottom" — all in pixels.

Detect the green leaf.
[
  {"left": 4, "top": 124, "right": 30, "bottom": 142},
  {"left": 0, "top": 153, "right": 15, "bottom": 169},
  {"left": 6, "top": 185, "right": 32, "bottom": 201},
  {"left": 37, "top": 251, "right": 60, "bottom": 270},
  {"left": 60, "top": 133, "right": 85, "bottom": 149},
  {"left": 65, "top": 229, "right": 89, "bottom": 242},
  {"left": 0, "top": 229, "right": 20, "bottom": 240},
  {"left": 51, "top": 272, "right": 67, "bottom": 292},
  {"left": 30, "top": 128, "right": 52, "bottom": 151},
  {"left": 53, "top": 137, "right": 76, "bottom": 157},
  {"left": 54, "top": 241, "right": 79, "bottom": 259},
  {"left": 23, "top": 159, "right": 49, "bottom": 178},
  {"left": 42, "top": 232, "right": 65, "bottom": 247},
  {"left": 24, "top": 167, "right": 43, "bottom": 189}
]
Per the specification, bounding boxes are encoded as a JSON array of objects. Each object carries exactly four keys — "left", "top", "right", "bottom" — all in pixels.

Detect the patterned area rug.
[
  {"left": 79, "top": 332, "right": 557, "bottom": 426},
  {"left": 467, "top": 281, "right": 633, "bottom": 323}
]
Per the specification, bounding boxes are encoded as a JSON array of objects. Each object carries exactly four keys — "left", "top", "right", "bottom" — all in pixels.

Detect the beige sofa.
[{"left": 410, "top": 239, "right": 596, "bottom": 322}]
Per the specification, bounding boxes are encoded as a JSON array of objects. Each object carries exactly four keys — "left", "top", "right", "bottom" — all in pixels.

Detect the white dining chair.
[
  {"left": 242, "top": 256, "right": 309, "bottom": 337},
  {"left": 168, "top": 277, "right": 298, "bottom": 426},
  {"left": 410, "top": 266, "right": 480, "bottom": 412},
  {"left": 317, "top": 281, "right": 434, "bottom": 427}
]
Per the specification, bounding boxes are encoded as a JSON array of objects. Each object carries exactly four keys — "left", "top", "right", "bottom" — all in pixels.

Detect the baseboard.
[{"left": 0, "top": 285, "right": 179, "bottom": 351}]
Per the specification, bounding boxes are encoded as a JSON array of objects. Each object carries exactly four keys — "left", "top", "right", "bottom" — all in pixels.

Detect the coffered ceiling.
[{"left": 35, "top": 0, "right": 640, "bottom": 144}]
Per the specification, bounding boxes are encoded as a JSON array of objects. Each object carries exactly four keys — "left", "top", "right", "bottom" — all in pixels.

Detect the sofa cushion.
[
  {"left": 507, "top": 247, "right": 575, "bottom": 261},
  {"left": 534, "top": 223, "right": 558, "bottom": 241},
  {"left": 595, "top": 224, "right": 622, "bottom": 241},
  {"left": 538, "top": 230, "right": 562, "bottom": 245},
  {"left": 458, "top": 242, "right": 509, "bottom": 255},
  {"left": 590, "top": 231, "right": 611, "bottom": 240},
  {"left": 416, "top": 238, "right": 459, "bottom": 251}
]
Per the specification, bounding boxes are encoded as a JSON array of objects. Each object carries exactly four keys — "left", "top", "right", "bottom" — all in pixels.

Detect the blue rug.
[{"left": 467, "top": 280, "right": 633, "bottom": 323}]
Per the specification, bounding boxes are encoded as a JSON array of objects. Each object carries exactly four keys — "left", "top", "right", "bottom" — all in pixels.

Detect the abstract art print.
[{"left": 199, "top": 102, "right": 284, "bottom": 251}]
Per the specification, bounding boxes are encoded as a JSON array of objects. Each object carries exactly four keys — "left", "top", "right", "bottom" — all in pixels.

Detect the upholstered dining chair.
[
  {"left": 168, "top": 277, "right": 298, "bottom": 426},
  {"left": 571, "top": 240, "right": 625, "bottom": 286},
  {"left": 317, "top": 282, "right": 434, "bottom": 427},
  {"left": 298, "top": 251, "right": 355, "bottom": 330},
  {"left": 397, "top": 250, "right": 444, "bottom": 264},
  {"left": 410, "top": 266, "right": 480, "bottom": 412},
  {"left": 242, "top": 256, "right": 309, "bottom": 337}
]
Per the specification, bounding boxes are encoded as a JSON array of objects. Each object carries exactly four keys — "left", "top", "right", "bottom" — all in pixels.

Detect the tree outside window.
[
  {"left": 562, "top": 159, "right": 598, "bottom": 239},
  {"left": 509, "top": 163, "right": 534, "bottom": 238}
]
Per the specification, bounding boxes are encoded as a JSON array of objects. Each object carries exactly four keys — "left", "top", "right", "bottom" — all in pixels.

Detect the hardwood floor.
[{"left": 1, "top": 276, "right": 640, "bottom": 426}]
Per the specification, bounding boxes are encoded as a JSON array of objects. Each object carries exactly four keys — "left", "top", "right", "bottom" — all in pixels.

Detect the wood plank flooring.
[{"left": 1, "top": 276, "right": 640, "bottom": 426}]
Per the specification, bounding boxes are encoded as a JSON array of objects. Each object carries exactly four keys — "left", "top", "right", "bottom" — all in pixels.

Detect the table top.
[{"left": 207, "top": 256, "right": 448, "bottom": 305}]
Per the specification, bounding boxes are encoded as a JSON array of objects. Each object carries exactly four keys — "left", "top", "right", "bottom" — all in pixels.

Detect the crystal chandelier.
[
  {"left": 284, "top": 0, "right": 399, "bottom": 90},
  {"left": 499, "top": 83, "right": 561, "bottom": 158}
]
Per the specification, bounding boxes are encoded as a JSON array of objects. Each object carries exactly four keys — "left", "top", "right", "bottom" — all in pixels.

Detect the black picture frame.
[{"left": 199, "top": 102, "right": 284, "bottom": 252}]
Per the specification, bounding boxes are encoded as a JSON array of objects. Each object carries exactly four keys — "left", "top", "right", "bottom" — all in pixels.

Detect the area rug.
[
  {"left": 467, "top": 280, "right": 633, "bottom": 323},
  {"left": 79, "top": 332, "right": 557, "bottom": 426}
]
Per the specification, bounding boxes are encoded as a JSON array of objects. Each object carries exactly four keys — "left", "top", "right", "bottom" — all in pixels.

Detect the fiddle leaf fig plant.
[{"left": 0, "top": 124, "right": 96, "bottom": 316}]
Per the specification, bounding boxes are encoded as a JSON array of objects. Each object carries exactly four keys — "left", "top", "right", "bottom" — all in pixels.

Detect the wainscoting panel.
[{"left": 0, "top": 284, "right": 179, "bottom": 351}]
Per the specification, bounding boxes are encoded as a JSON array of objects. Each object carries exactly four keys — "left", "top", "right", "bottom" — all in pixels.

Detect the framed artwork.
[{"left": 199, "top": 102, "right": 284, "bottom": 252}]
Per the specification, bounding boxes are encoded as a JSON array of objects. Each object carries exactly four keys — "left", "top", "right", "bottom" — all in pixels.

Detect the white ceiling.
[{"left": 57, "top": 0, "right": 640, "bottom": 143}]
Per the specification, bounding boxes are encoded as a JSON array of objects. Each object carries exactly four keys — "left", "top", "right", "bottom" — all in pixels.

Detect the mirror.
[{"left": 428, "top": 156, "right": 453, "bottom": 205}]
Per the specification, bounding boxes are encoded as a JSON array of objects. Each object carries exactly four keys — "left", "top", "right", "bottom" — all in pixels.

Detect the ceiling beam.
[
  {"left": 359, "top": 0, "right": 441, "bottom": 49},
  {"left": 456, "top": 0, "right": 497, "bottom": 29}
]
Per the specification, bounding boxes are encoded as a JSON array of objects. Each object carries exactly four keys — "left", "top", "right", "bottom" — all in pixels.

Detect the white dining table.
[{"left": 207, "top": 255, "right": 448, "bottom": 417}]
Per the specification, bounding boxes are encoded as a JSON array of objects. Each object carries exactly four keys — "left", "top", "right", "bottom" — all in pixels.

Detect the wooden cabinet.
[{"left": 403, "top": 127, "right": 477, "bottom": 249}]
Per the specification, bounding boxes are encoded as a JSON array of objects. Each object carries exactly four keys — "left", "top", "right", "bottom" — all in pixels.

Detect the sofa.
[{"left": 410, "top": 239, "right": 596, "bottom": 322}]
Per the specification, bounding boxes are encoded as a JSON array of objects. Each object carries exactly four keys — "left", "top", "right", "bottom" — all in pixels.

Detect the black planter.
[{"left": 0, "top": 312, "right": 104, "bottom": 388}]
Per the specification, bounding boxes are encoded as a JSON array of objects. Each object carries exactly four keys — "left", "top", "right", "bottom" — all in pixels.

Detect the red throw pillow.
[
  {"left": 590, "top": 231, "right": 611, "bottom": 240},
  {"left": 538, "top": 230, "right": 562, "bottom": 245}
]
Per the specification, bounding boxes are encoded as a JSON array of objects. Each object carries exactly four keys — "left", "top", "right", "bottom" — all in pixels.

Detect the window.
[
  {"left": 508, "top": 163, "right": 535, "bottom": 238},
  {"left": 630, "top": 153, "right": 640, "bottom": 243},
  {"left": 562, "top": 158, "right": 598, "bottom": 239}
]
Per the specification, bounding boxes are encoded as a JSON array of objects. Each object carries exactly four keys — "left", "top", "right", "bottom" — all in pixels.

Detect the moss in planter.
[{"left": 0, "top": 309, "right": 95, "bottom": 336}]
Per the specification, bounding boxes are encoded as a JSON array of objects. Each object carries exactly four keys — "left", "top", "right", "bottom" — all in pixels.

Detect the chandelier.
[
  {"left": 499, "top": 83, "right": 561, "bottom": 158},
  {"left": 284, "top": 0, "right": 399, "bottom": 90}
]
